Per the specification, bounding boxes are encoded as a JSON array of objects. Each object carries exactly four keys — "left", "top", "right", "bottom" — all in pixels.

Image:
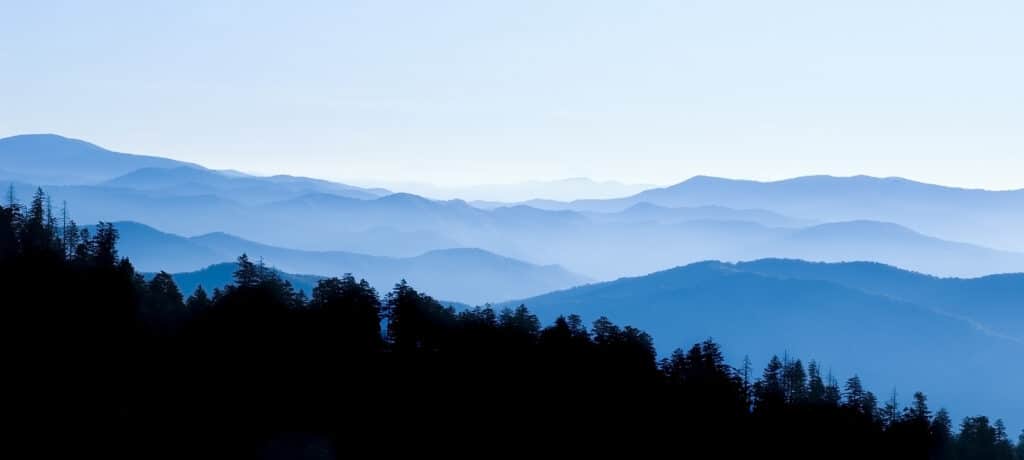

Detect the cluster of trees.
[{"left": 3, "top": 188, "right": 1022, "bottom": 459}]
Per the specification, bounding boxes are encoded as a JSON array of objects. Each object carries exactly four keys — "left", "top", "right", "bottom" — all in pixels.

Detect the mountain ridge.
[{"left": 106, "top": 221, "right": 590, "bottom": 304}]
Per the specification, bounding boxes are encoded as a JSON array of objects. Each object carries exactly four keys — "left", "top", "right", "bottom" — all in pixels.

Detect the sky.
[{"left": 1, "top": 0, "right": 1023, "bottom": 190}]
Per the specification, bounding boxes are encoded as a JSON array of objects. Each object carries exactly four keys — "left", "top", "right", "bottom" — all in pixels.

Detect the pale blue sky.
[{"left": 2, "top": 0, "right": 1022, "bottom": 189}]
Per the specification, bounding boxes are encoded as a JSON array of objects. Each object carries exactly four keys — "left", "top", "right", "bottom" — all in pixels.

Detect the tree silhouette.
[
  {"left": 3, "top": 191, "right": 1019, "bottom": 459},
  {"left": 186, "top": 285, "right": 212, "bottom": 312}
]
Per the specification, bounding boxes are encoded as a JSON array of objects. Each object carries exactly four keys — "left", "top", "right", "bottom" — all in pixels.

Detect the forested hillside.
[{"left": 2, "top": 189, "right": 1021, "bottom": 459}]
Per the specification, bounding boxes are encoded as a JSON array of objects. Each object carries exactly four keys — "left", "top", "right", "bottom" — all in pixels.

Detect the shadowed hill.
[
  {"left": 0, "top": 134, "right": 200, "bottom": 184},
  {"left": 109, "top": 221, "right": 590, "bottom": 304},
  {"left": 530, "top": 175, "right": 1024, "bottom": 252},
  {"left": 507, "top": 260, "right": 1024, "bottom": 433}
]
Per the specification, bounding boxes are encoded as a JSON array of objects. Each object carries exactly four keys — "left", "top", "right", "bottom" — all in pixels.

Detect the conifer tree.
[
  {"left": 186, "top": 285, "right": 212, "bottom": 312},
  {"left": 233, "top": 253, "right": 259, "bottom": 288},
  {"left": 807, "top": 360, "right": 826, "bottom": 404}
]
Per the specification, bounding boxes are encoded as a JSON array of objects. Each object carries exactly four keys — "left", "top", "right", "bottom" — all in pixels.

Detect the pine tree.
[
  {"left": 1015, "top": 429, "right": 1023, "bottom": 460},
  {"left": 740, "top": 355, "right": 753, "bottom": 405},
  {"left": 823, "top": 370, "right": 842, "bottom": 406},
  {"left": 63, "top": 219, "right": 80, "bottom": 260},
  {"left": 844, "top": 375, "right": 866, "bottom": 411},
  {"left": 783, "top": 358, "right": 808, "bottom": 404},
  {"left": 186, "top": 285, "right": 212, "bottom": 311},
  {"left": 5, "top": 183, "right": 16, "bottom": 209},
  {"left": 0, "top": 202, "right": 19, "bottom": 260},
  {"left": 92, "top": 222, "right": 119, "bottom": 266},
  {"left": 20, "top": 188, "right": 49, "bottom": 252},
  {"left": 73, "top": 227, "right": 92, "bottom": 262},
  {"left": 931, "top": 409, "right": 954, "bottom": 460},
  {"left": 753, "top": 355, "right": 785, "bottom": 412},
  {"left": 906, "top": 391, "right": 930, "bottom": 423},
  {"left": 807, "top": 360, "right": 826, "bottom": 404},
  {"left": 863, "top": 391, "right": 879, "bottom": 423},
  {"left": 292, "top": 289, "right": 308, "bottom": 308},
  {"left": 881, "top": 389, "right": 900, "bottom": 428},
  {"left": 233, "top": 253, "right": 259, "bottom": 288},
  {"left": 994, "top": 420, "right": 1015, "bottom": 459},
  {"left": 148, "top": 271, "right": 184, "bottom": 306}
]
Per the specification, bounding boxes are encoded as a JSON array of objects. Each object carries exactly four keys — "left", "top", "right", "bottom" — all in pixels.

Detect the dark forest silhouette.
[{"left": 2, "top": 188, "right": 1021, "bottom": 459}]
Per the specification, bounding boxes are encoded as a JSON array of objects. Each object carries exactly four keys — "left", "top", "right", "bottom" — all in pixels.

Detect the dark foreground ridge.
[{"left": 3, "top": 189, "right": 1022, "bottom": 459}]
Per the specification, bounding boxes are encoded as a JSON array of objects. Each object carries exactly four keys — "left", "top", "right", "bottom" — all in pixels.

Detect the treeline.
[{"left": 2, "top": 188, "right": 1022, "bottom": 459}]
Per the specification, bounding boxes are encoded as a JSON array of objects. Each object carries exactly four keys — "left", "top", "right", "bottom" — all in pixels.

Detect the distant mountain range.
[
  {"left": 0, "top": 134, "right": 389, "bottom": 202},
  {"left": 505, "top": 258, "right": 1024, "bottom": 433},
  {"left": 104, "top": 166, "right": 388, "bottom": 203},
  {"left": 0, "top": 134, "right": 203, "bottom": 184},
  {"left": 522, "top": 175, "right": 1024, "bottom": 253},
  {"left": 386, "top": 177, "right": 656, "bottom": 202},
  {"left": 158, "top": 263, "right": 323, "bottom": 298},
  {"left": 4, "top": 133, "right": 1023, "bottom": 433},
  {"left": 109, "top": 221, "right": 589, "bottom": 304},
  {"left": 4, "top": 133, "right": 1023, "bottom": 279}
]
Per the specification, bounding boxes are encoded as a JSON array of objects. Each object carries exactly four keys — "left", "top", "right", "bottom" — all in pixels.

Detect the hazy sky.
[{"left": 2, "top": 0, "right": 1022, "bottom": 190}]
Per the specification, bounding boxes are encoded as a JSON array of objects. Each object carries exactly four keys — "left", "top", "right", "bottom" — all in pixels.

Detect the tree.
[
  {"left": 906, "top": 391, "right": 930, "bottom": 423},
  {"left": 142, "top": 271, "right": 185, "bottom": 335},
  {"left": 956, "top": 416, "right": 1015, "bottom": 460},
  {"left": 0, "top": 203, "right": 19, "bottom": 261},
  {"left": 783, "top": 358, "right": 808, "bottom": 404},
  {"left": 385, "top": 280, "right": 454, "bottom": 352},
  {"left": 310, "top": 275, "right": 383, "bottom": 350},
  {"left": 233, "top": 253, "right": 259, "bottom": 288},
  {"left": 753, "top": 355, "right": 785, "bottom": 412},
  {"left": 994, "top": 420, "right": 1015, "bottom": 459},
  {"left": 91, "top": 222, "right": 119, "bottom": 266},
  {"left": 149, "top": 271, "right": 183, "bottom": 306},
  {"left": 292, "top": 289, "right": 308, "bottom": 308},
  {"left": 863, "top": 391, "right": 879, "bottom": 423},
  {"left": 739, "top": 355, "right": 753, "bottom": 408},
  {"left": 931, "top": 409, "right": 954, "bottom": 460},
  {"left": 881, "top": 389, "right": 900, "bottom": 428},
  {"left": 1015, "top": 430, "right": 1023, "bottom": 460},
  {"left": 844, "top": 375, "right": 867, "bottom": 412},
  {"left": 73, "top": 227, "right": 91, "bottom": 262},
  {"left": 590, "top": 316, "right": 621, "bottom": 348},
  {"left": 807, "top": 360, "right": 826, "bottom": 404},
  {"left": 539, "top": 314, "right": 591, "bottom": 357},
  {"left": 823, "top": 370, "right": 842, "bottom": 407},
  {"left": 63, "top": 219, "right": 80, "bottom": 261},
  {"left": 19, "top": 188, "right": 51, "bottom": 253},
  {"left": 498, "top": 304, "right": 540, "bottom": 343},
  {"left": 186, "top": 285, "right": 212, "bottom": 312}
]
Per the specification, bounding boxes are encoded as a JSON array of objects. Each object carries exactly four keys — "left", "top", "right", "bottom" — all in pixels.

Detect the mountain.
[
  {"left": 103, "top": 166, "right": 386, "bottom": 203},
  {"left": 27, "top": 178, "right": 1024, "bottom": 279},
  {"left": 747, "top": 220, "right": 1024, "bottom": 278},
  {"left": 583, "top": 202, "right": 813, "bottom": 228},
  {"left": 6, "top": 135, "right": 1021, "bottom": 278},
  {"left": 0, "top": 134, "right": 388, "bottom": 202},
  {"left": 109, "top": 221, "right": 225, "bottom": 273},
  {"left": 507, "top": 260, "right": 1023, "bottom": 433},
  {"left": 493, "top": 218, "right": 1024, "bottom": 280},
  {"left": 732, "top": 258, "right": 1024, "bottom": 341},
  {"left": 533, "top": 175, "right": 1024, "bottom": 253},
  {"left": 109, "top": 221, "right": 590, "bottom": 304},
  {"left": 0, "top": 134, "right": 200, "bottom": 184},
  {"left": 384, "top": 177, "right": 656, "bottom": 202},
  {"left": 160, "top": 263, "right": 323, "bottom": 297}
]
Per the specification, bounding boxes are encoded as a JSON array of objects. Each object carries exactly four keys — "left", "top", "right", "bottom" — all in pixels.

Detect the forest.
[{"left": 3, "top": 188, "right": 1022, "bottom": 459}]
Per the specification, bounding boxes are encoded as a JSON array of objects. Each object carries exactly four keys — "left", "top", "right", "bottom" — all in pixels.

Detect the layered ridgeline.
[
  {"left": 3, "top": 193, "right": 1022, "bottom": 457},
  {"left": 3, "top": 134, "right": 1023, "bottom": 279},
  {"left": 525, "top": 175, "right": 1024, "bottom": 254},
  {"left": 0, "top": 134, "right": 388, "bottom": 202},
  {"left": 505, "top": 259, "right": 1024, "bottom": 435},
  {"left": 107, "top": 221, "right": 589, "bottom": 305}
]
